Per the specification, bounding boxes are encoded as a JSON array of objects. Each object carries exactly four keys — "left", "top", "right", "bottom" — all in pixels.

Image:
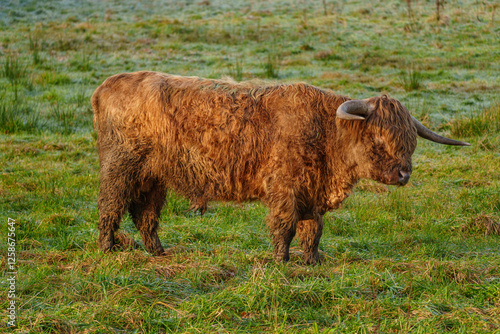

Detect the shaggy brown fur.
[{"left": 92, "top": 71, "right": 419, "bottom": 264}]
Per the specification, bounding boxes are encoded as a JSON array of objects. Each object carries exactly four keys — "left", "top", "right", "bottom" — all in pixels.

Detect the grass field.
[{"left": 1, "top": 0, "right": 499, "bottom": 332}]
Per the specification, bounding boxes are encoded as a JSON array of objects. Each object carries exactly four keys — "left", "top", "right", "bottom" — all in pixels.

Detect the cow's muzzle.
[
  {"left": 398, "top": 170, "right": 411, "bottom": 186},
  {"left": 384, "top": 168, "right": 411, "bottom": 186}
]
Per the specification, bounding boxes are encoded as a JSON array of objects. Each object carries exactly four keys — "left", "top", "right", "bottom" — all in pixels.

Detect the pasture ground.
[{"left": 0, "top": 0, "right": 499, "bottom": 332}]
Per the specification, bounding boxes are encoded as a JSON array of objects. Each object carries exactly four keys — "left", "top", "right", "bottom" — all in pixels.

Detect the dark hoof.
[
  {"left": 151, "top": 247, "right": 166, "bottom": 256},
  {"left": 274, "top": 253, "right": 290, "bottom": 263},
  {"left": 98, "top": 231, "right": 115, "bottom": 252}
]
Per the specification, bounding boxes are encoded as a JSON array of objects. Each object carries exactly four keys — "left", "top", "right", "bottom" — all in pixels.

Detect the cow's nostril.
[{"left": 398, "top": 170, "right": 411, "bottom": 184}]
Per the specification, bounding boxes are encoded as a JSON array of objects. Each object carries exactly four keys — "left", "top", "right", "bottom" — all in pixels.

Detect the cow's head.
[{"left": 336, "top": 95, "right": 469, "bottom": 186}]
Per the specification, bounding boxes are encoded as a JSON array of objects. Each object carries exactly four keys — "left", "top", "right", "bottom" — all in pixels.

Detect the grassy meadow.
[{"left": 1, "top": 0, "right": 499, "bottom": 332}]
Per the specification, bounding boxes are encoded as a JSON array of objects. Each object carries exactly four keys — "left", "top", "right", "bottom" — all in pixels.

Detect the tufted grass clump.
[
  {"left": 263, "top": 53, "right": 280, "bottom": 79},
  {"left": 399, "top": 65, "right": 423, "bottom": 92},
  {"left": 0, "top": 101, "right": 41, "bottom": 134},
  {"left": 451, "top": 103, "right": 500, "bottom": 138}
]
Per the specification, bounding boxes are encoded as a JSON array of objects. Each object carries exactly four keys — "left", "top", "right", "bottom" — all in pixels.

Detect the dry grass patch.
[
  {"left": 373, "top": 259, "right": 498, "bottom": 284},
  {"left": 155, "top": 264, "right": 188, "bottom": 279},
  {"left": 462, "top": 213, "right": 500, "bottom": 236}
]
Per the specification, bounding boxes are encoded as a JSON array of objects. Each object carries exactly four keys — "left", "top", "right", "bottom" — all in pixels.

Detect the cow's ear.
[{"left": 336, "top": 100, "right": 372, "bottom": 121}]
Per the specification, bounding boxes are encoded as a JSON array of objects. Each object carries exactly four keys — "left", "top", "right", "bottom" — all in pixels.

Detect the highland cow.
[{"left": 92, "top": 71, "right": 469, "bottom": 264}]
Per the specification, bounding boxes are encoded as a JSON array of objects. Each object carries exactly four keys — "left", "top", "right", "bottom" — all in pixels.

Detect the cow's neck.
[
  {"left": 324, "top": 148, "right": 360, "bottom": 212},
  {"left": 322, "top": 117, "right": 361, "bottom": 212}
]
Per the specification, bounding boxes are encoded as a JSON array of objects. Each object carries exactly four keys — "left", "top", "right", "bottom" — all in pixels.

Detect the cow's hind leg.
[
  {"left": 297, "top": 214, "right": 323, "bottom": 265},
  {"left": 129, "top": 184, "right": 166, "bottom": 256},
  {"left": 267, "top": 204, "right": 298, "bottom": 263},
  {"left": 97, "top": 170, "right": 130, "bottom": 253}
]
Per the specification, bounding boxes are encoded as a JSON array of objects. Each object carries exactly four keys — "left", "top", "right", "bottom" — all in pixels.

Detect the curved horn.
[
  {"left": 336, "top": 100, "right": 372, "bottom": 121},
  {"left": 411, "top": 116, "right": 470, "bottom": 146}
]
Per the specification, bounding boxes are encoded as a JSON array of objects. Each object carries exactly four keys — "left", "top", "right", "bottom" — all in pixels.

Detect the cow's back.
[{"left": 92, "top": 71, "right": 279, "bottom": 201}]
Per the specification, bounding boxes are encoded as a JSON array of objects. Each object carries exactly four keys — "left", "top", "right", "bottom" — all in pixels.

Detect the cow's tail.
[{"left": 91, "top": 86, "right": 102, "bottom": 134}]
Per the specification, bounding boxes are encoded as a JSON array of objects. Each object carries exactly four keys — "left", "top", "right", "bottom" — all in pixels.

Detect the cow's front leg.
[{"left": 297, "top": 213, "right": 323, "bottom": 265}]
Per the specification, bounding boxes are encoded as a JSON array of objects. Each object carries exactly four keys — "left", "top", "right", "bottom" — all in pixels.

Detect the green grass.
[
  {"left": 0, "top": 0, "right": 499, "bottom": 332},
  {"left": 452, "top": 103, "right": 500, "bottom": 138},
  {"left": 399, "top": 64, "right": 423, "bottom": 92}
]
